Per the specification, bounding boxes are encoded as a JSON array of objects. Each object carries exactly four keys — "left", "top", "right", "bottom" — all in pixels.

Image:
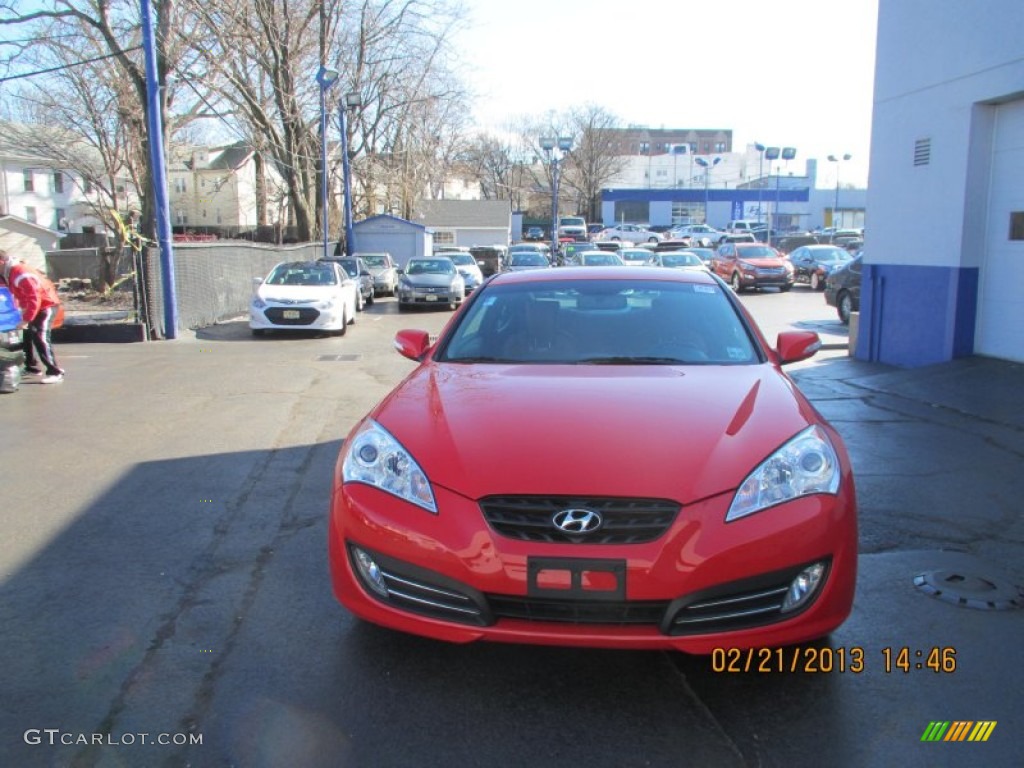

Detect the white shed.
[
  {"left": 0, "top": 215, "right": 60, "bottom": 272},
  {"left": 351, "top": 214, "right": 432, "bottom": 271}
]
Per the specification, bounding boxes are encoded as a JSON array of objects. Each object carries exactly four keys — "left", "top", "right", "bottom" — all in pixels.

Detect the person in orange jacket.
[{"left": 0, "top": 249, "right": 65, "bottom": 383}]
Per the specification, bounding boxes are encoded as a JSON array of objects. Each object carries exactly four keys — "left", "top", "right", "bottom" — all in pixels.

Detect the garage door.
[{"left": 975, "top": 98, "right": 1024, "bottom": 362}]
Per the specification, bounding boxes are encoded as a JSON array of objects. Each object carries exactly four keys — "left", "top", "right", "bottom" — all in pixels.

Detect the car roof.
[{"left": 487, "top": 265, "right": 716, "bottom": 286}]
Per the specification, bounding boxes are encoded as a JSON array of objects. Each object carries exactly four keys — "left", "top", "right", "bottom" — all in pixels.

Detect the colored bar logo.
[{"left": 921, "top": 721, "right": 996, "bottom": 742}]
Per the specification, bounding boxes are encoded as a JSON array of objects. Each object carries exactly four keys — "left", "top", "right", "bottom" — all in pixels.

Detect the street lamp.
[
  {"left": 315, "top": 66, "right": 340, "bottom": 262},
  {"left": 827, "top": 153, "right": 852, "bottom": 229},
  {"left": 339, "top": 90, "right": 362, "bottom": 256},
  {"left": 539, "top": 136, "right": 573, "bottom": 254},
  {"left": 695, "top": 156, "right": 720, "bottom": 225},
  {"left": 754, "top": 142, "right": 766, "bottom": 225}
]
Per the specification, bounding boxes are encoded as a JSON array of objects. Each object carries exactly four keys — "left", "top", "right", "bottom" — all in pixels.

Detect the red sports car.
[{"left": 328, "top": 267, "right": 857, "bottom": 653}]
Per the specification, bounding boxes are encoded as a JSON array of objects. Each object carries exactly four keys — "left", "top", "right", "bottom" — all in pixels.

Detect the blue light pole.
[
  {"left": 315, "top": 66, "right": 340, "bottom": 261},
  {"left": 141, "top": 0, "right": 177, "bottom": 338},
  {"left": 339, "top": 91, "right": 362, "bottom": 256},
  {"left": 540, "top": 136, "right": 573, "bottom": 255},
  {"left": 695, "top": 156, "right": 720, "bottom": 225}
]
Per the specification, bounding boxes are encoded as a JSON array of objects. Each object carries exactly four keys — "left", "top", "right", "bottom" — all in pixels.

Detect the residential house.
[
  {"left": 168, "top": 142, "right": 288, "bottom": 238},
  {"left": 0, "top": 214, "right": 60, "bottom": 271}
]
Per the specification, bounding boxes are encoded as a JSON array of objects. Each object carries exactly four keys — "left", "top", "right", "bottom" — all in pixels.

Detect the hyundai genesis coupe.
[{"left": 328, "top": 267, "right": 857, "bottom": 652}]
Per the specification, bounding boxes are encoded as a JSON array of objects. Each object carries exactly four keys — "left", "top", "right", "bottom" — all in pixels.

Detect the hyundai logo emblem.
[{"left": 552, "top": 508, "right": 603, "bottom": 534}]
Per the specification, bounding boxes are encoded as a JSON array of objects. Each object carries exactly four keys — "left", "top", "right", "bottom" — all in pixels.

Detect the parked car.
[
  {"left": 652, "top": 250, "right": 711, "bottom": 273},
  {"left": 0, "top": 285, "right": 25, "bottom": 394},
  {"left": 713, "top": 242, "right": 794, "bottom": 292},
  {"left": 579, "top": 250, "right": 625, "bottom": 266},
  {"left": 619, "top": 247, "right": 656, "bottom": 267},
  {"left": 654, "top": 238, "right": 697, "bottom": 252},
  {"left": 668, "top": 224, "right": 722, "bottom": 245},
  {"left": 249, "top": 260, "right": 357, "bottom": 336},
  {"left": 397, "top": 257, "right": 465, "bottom": 311},
  {"left": 775, "top": 234, "right": 822, "bottom": 255},
  {"left": 824, "top": 253, "right": 863, "bottom": 324},
  {"left": 788, "top": 245, "right": 853, "bottom": 291},
  {"left": 598, "top": 223, "right": 663, "bottom": 243},
  {"left": 715, "top": 232, "right": 759, "bottom": 245},
  {"left": 355, "top": 252, "right": 399, "bottom": 296},
  {"left": 469, "top": 246, "right": 506, "bottom": 278},
  {"left": 506, "top": 251, "right": 552, "bottom": 271},
  {"left": 559, "top": 241, "right": 596, "bottom": 266},
  {"left": 325, "top": 256, "right": 374, "bottom": 310},
  {"left": 448, "top": 252, "right": 485, "bottom": 293},
  {"left": 684, "top": 247, "right": 717, "bottom": 265},
  {"left": 524, "top": 226, "right": 545, "bottom": 241},
  {"left": 557, "top": 216, "right": 588, "bottom": 241},
  {"left": 328, "top": 267, "right": 857, "bottom": 652}
]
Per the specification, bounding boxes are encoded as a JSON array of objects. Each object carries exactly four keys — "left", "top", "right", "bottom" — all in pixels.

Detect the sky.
[{"left": 451, "top": 0, "right": 879, "bottom": 189}]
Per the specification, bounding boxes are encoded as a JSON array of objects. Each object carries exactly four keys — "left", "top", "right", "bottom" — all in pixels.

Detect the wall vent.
[{"left": 914, "top": 138, "right": 931, "bottom": 166}]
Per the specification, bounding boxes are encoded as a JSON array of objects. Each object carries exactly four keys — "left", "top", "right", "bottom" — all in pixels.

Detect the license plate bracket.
[
  {"left": 282, "top": 309, "right": 300, "bottom": 319},
  {"left": 527, "top": 557, "right": 626, "bottom": 601}
]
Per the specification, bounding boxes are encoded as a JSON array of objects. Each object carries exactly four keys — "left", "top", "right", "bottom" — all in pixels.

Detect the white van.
[{"left": 726, "top": 219, "right": 761, "bottom": 233}]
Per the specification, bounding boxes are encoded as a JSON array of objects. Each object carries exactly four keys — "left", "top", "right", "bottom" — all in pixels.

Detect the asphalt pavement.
[{"left": 0, "top": 301, "right": 1021, "bottom": 767}]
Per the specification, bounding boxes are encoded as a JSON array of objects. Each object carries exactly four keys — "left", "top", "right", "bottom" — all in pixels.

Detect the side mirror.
[
  {"left": 776, "top": 331, "right": 821, "bottom": 365},
  {"left": 360, "top": 270, "right": 371, "bottom": 277},
  {"left": 393, "top": 329, "right": 431, "bottom": 361}
]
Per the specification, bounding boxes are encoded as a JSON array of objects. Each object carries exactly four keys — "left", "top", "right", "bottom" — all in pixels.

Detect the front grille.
[
  {"left": 488, "top": 595, "right": 668, "bottom": 625},
  {"left": 480, "top": 496, "right": 680, "bottom": 544},
  {"left": 666, "top": 561, "right": 829, "bottom": 635},
  {"left": 264, "top": 307, "right": 320, "bottom": 325}
]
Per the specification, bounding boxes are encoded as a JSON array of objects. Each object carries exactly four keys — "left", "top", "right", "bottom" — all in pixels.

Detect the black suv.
[{"left": 824, "top": 254, "right": 863, "bottom": 324}]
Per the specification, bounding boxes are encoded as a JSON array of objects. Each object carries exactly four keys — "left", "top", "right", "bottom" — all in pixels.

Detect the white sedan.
[
  {"left": 249, "top": 260, "right": 358, "bottom": 336},
  {"left": 596, "top": 223, "right": 664, "bottom": 243}
]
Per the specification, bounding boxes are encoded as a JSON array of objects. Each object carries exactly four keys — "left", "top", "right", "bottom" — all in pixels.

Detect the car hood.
[
  {"left": 402, "top": 273, "right": 459, "bottom": 287},
  {"left": 255, "top": 284, "right": 340, "bottom": 303},
  {"left": 372, "top": 363, "right": 821, "bottom": 503},
  {"left": 738, "top": 258, "right": 788, "bottom": 268},
  {"left": 367, "top": 266, "right": 394, "bottom": 276}
]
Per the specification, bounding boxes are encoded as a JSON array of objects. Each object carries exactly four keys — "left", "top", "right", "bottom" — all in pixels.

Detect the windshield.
[
  {"left": 620, "top": 250, "right": 650, "bottom": 264},
  {"left": 450, "top": 254, "right": 476, "bottom": 266},
  {"left": 436, "top": 279, "right": 759, "bottom": 365},
  {"left": 510, "top": 253, "right": 548, "bottom": 266},
  {"left": 361, "top": 255, "right": 389, "bottom": 268},
  {"left": 814, "top": 248, "right": 853, "bottom": 262},
  {"left": 265, "top": 263, "right": 337, "bottom": 286},
  {"left": 407, "top": 259, "right": 456, "bottom": 275},
  {"left": 660, "top": 253, "right": 703, "bottom": 268},
  {"left": 582, "top": 253, "right": 623, "bottom": 266},
  {"left": 736, "top": 246, "right": 779, "bottom": 259}
]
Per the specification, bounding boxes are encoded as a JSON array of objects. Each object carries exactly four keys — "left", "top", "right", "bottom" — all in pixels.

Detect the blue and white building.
[{"left": 860, "top": 0, "right": 1024, "bottom": 365}]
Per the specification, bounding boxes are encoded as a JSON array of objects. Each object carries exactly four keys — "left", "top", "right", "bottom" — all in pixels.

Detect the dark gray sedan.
[{"left": 397, "top": 257, "right": 466, "bottom": 311}]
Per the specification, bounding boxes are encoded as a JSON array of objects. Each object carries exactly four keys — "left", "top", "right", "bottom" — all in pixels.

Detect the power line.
[{"left": 0, "top": 45, "right": 142, "bottom": 85}]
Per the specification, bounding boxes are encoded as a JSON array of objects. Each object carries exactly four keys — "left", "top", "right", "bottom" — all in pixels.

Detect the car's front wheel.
[
  {"left": 731, "top": 272, "right": 744, "bottom": 293},
  {"left": 838, "top": 292, "right": 854, "bottom": 325},
  {"left": 810, "top": 272, "right": 822, "bottom": 290}
]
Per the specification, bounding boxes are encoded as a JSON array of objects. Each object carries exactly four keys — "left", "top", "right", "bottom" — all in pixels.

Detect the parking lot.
[{"left": 1, "top": 286, "right": 1021, "bottom": 767}]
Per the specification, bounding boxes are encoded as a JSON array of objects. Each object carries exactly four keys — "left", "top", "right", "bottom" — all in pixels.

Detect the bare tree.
[{"left": 563, "top": 105, "right": 629, "bottom": 223}]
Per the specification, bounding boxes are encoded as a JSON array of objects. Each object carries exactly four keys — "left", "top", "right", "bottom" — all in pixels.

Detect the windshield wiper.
[
  {"left": 576, "top": 356, "right": 688, "bottom": 365},
  {"left": 445, "top": 356, "right": 508, "bottom": 363}
]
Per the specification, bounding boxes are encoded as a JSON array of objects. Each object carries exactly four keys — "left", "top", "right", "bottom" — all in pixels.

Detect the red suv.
[{"left": 713, "top": 242, "right": 794, "bottom": 293}]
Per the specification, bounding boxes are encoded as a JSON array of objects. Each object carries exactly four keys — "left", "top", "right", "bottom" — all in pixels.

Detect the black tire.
[
  {"left": 337, "top": 307, "right": 348, "bottom": 335},
  {"left": 731, "top": 272, "right": 744, "bottom": 293},
  {"left": 398, "top": 302, "right": 408, "bottom": 312},
  {"left": 838, "top": 292, "right": 854, "bottom": 325},
  {"left": 366, "top": 292, "right": 374, "bottom": 307},
  {"left": 810, "top": 272, "right": 823, "bottom": 291},
  {"left": 780, "top": 284, "right": 792, "bottom": 292},
  {"left": 648, "top": 237, "right": 659, "bottom": 243},
  {"left": 355, "top": 291, "right": 364, "bottom": 312},
  {"left": 251, "top": 328, "right": 266, "bottom": 337}
]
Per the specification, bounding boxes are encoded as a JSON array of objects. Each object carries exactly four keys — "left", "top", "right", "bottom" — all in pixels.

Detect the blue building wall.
[{"left": 856, "top": 265, "right": 979, "bottom": 366}]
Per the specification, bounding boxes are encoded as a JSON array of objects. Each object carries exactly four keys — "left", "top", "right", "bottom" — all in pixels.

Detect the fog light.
[
  {"left": 781, "top": 562, "right": 826, "bottom": 613},
  {"left": 352, "top": 547, "right": 389, "bottom": 598}
]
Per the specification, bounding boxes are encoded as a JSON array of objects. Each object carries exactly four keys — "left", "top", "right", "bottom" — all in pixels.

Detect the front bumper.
[
  {"left": 397, "top": 287, "right": 464, "bottom": 305},
  {"left": 738, "top": 269, "right": 795, "bottom": 289},
  {"left": 328, "top": 475, "right": 857, "bottom": 653},
  {"left": 249, "top": 302, "right": 345, "bottom": 330}
]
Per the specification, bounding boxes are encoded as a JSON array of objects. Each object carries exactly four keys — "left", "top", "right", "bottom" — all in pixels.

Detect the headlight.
[
  {"left": 399, "top": 276, "right": 411, "bottom": 288},
  {"left": 726, "top": 425, "right": 841, "bottom": 522},
  {"left": 738, "top": 260, "right": 755, "bottom": 270},
  {"left": 316, "top": 298, "right": 335, "bottom": 310},
  {"left": 341, "top": 420, "right": 436, "bottom": 513},
  {"left": 252, "top": 296, "right": 267, "bottom": 309}
]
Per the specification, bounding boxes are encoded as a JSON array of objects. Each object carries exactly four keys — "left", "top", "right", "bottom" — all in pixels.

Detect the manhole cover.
[
  {"left": 913, "top": 570, "right": 1024, "bottom": 610},
  {"left": 317, "top": 354, "right": 361, "bottom": 362}
]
